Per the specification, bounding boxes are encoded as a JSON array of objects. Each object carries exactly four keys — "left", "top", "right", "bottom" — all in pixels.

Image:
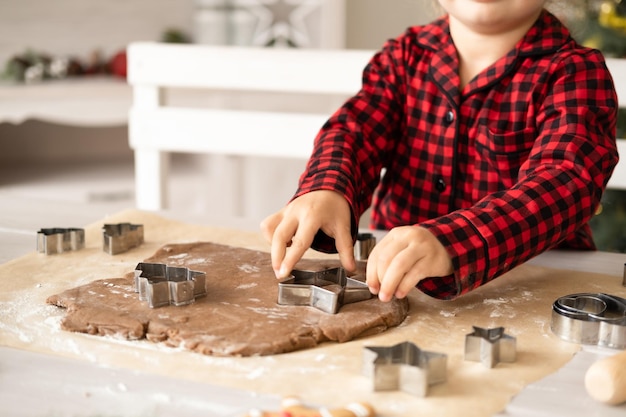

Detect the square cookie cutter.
[
  {"left": 362, "top": 341, "right": 447, "bottom": 397},
  {"left": 103, "top": 222, "right": 144, "bottom": 255},
  {"left": 277, "top": 267, "right": 372, "bottom": 314},
  {"left": 134, "top": 262, "right": 207, "bottom": 308},
  {"left": 37, "top": 228, "right": 85, "bottom": 255}
]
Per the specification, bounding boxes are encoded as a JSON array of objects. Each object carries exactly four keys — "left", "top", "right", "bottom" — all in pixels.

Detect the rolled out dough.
[{"left": 47, "top": 242, "right": 409, "bottom": 357}]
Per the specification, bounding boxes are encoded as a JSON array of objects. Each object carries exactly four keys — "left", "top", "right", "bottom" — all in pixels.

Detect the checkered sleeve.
[
  {"left": 293, "top": 41, "right": 406, "bottom": 252},
  {"left": 419, "top": 50, "right": 619, "bottom": 299}
]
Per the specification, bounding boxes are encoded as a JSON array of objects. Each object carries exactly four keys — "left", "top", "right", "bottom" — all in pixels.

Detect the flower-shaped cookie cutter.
[
  {"left": 36, "top": 227, "right": 85, "bottom": 255},
  {"left": 551, "top": 292, "right": 626, "bottom": 349},
  {"left": 103, "top": 223, "right": 144, "bottom": 255},
  {"left": 134, "top": 262, "right": 207, "bottom": 308},
  {"left": 464, "top": 326, "right": 516, "bottom": 368},
  {"left": 277, "top": 267, "right": 372, "bottom": 314},
  {"left": 362, "top": 341, "right": 447, "bottom": 397}
]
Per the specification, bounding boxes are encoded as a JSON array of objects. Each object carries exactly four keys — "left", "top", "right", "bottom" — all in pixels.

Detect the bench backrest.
[
  {"left": 128, "top": 42, "right": 373, "bottom": 160},
  {"left": 127, "top": 42, "right": 373, "bottom": 215}
]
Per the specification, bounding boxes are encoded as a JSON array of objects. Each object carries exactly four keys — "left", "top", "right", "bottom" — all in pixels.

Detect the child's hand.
[
  {"left": 260, "top": 190, "right": 356, "bottom": 279},
  {"left": 366, "top": 226, "right": 453, "bottom": 302}
]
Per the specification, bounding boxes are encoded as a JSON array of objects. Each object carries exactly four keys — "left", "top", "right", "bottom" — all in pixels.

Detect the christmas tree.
[{"left": 562, "top": 0, "right": 626, "bottom": 57}]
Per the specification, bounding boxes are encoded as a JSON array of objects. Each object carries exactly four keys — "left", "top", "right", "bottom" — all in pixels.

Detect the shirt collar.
[
  {"left": 416, "top": 10, "right": 573, "bottom": 98},
  {"left": 517, "top": 10, "right": 573, "bottom": 56},
  {"left": 416, "top": 10, "right": 572, "bottom": 56}
]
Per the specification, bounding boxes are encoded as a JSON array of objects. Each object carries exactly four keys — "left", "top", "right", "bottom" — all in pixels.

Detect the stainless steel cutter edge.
[
  {"left": 362, "top": 341, "right": 447, "bottom": 397},
  {"left": 36, "top": 227, "right": 85, "bottom": 255},
  {"left": 550, "top": 292, "right": 626, "bottom": 349},
  {"left": 133, "top": 262, "right": 207, "bottom": 308},
  {"left": 103, "top": 222, "right": 144, "bottom": 255},
  {"left": 464, "top": 326, "right": 516, "bottom": 368},
  {"left": 277, "top": 267, "right": 372, "bottom": 314}
]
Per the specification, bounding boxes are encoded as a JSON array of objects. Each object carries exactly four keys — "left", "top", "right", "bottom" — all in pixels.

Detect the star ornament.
[
  {"left": 243, "top": 0, "right": 322, "bottom": 47},
  {"left": 362, "top": 341, "right": 447, "bottom": 397}
]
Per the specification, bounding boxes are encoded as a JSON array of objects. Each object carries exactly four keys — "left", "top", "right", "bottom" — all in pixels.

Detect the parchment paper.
[{"left": 2, "top": 209, "right": 625, "bottom": 417}]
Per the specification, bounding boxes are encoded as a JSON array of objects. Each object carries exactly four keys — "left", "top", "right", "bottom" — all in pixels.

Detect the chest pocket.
[{"left": 474, "top": 124, "right": 537, "bottom": 190}]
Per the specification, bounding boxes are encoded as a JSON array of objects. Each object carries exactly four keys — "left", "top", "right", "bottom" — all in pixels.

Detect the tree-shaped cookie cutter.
[
  {"left": 103, "top": 223, "right": 144, "bottom": 255},
  {"left": 464, "top": 326, "right": 516, "bottom": 368},
  {"left": 277, "top": 267, "right": 372, "bottom": 314},
  {"left": 36, "top": 228, "right": 85, "bottom": 255},
  {"left": 362, "top": 341, "right": 447, "bottom": 397},
  {"left": 134, "top": 262, "right": 207, "bottom": 308}
]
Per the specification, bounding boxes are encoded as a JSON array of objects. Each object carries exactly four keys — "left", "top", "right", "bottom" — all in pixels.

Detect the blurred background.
[{"left": 0, "top": 0, "right": 624, "bottom": 252}]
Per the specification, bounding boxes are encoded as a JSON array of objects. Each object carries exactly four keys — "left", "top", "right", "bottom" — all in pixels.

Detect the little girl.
[{"left": 261, "top": 0, "right": 619, "bottom": 302}]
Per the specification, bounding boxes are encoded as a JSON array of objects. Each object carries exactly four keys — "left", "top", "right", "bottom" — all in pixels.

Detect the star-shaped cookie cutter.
[
  {"left": 464, "top": 326, "right": 516, "bottom": 368},
  {"left": 36, "top": 227, "right": 85, "bottom": 255},
  {"left": 103, "top": 223, "right": 144, "bottom": 255},
  {"left": 277, "top": 267, "right": 372, "bottom": 314},
  {"left": 134, "top": 262, "right": 207, "bottom": 308},
  {"left": 362, "top": 341, "right": 447, "bottom": 397}
]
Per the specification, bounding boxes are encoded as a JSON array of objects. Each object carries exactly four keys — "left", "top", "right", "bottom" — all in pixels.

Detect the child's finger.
[{"left": 276, "top": 222, "right": 318, "bottom": 278}]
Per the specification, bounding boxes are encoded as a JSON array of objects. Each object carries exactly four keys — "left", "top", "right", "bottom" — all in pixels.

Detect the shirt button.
[
  {"left": 435, "top": 177, "right": 446, "bottom": 192},
  {"left": 444, "top": 110, "right": 455, "bottom": 125}
]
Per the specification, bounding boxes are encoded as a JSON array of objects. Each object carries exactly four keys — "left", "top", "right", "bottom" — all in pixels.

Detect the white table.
[{"left": 1, "top": 197, "right": 625, "bottom": 417}]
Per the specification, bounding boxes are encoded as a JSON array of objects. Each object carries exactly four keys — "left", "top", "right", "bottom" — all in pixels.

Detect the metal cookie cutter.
[
  {"left": 134, "top": 262, "right": 207, "bottom": 308},
  {"left": 464, "top": 326, "right": 516, "bottom": 368},
  {"left": 551, "top": 292, "right": 626, "bottom": 349},
  {"left": 277, "top": 267, "right": 372, "bottom": 314},
  {"left": 354, "top": 232, "right": 376, "bottom": 261},
  {"left": 103, "top": 223, "right": 144, "bottom": 255},
  {"left": 37, "top": 228, "right": 85, "bottom": 255},
  {"left": 362, "top": 341, "right": 447, "bottom": 397}
]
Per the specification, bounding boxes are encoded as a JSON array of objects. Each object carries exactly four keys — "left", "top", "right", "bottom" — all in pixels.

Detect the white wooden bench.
[
  {"left": 127, "top": 42, "right": 373, "bottom": 225},
  {"left": 127, "top": 42, "right": 626, "bottom": 226}
]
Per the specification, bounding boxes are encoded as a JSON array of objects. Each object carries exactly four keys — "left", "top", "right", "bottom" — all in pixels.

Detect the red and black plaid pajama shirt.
[{"left": 294, "top": 11, "right": 619, "bottom": 299}]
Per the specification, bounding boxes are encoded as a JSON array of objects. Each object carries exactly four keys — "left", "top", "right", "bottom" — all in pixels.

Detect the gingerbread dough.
[{"left": 46, "top": 242, "right": 409, "bottom": 356}]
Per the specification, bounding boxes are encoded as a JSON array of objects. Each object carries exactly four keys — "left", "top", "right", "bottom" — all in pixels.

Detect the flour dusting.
[
  {"left": 483, "top": 297, "right": 516, "bottom": 319},
  {"left": 185, "top": 258, "right": 210, "bottom": 265},
  {"left": 246, "top": 367, "right": 267, "bottom": 379},
  {"left": 245, "top": 306, "right": 289, "bottom": 320},
  {"left": 236, "top": 283, "right": 258, "bottom": 290},
  {"left": 483, "top": 298, "right": 508, "bottom": 305},
  {"left": 238, "top": 264, "right": 260, "bottom": 274}
]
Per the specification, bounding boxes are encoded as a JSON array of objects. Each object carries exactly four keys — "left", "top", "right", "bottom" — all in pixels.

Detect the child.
[{"left": 260, "top": 0, "right": 619, "bottom": 302}]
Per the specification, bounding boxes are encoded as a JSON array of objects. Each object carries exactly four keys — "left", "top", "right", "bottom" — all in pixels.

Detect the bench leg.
[{"left": 134, "top": 149, "right": 169, "bottom": 210}]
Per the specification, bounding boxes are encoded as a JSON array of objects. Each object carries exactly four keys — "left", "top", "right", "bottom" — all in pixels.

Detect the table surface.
[{"left": 1, "top": 198, "right": 625, "bottom": 417}]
